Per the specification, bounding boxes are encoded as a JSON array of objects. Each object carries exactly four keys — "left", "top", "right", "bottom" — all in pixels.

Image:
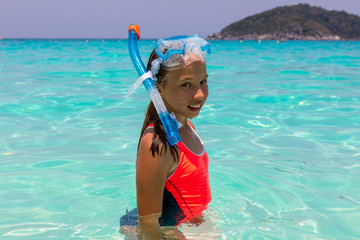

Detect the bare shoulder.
[
  {"left": 137, "top": 129, "right": 157, "bottom": 165},
  {"left": 137, "top": 129, "right": 173, "bottom": 171},
  {"left": 138, "top": 127, "right": 155, "bottom": 150}
]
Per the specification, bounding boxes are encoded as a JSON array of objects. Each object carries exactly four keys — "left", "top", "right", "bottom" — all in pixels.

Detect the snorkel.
[{"left": 128, "top": 24, "right": 181, "bottom": 146}]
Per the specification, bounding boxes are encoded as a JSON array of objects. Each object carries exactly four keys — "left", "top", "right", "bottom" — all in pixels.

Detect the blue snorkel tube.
[{"left": 128, "top": 24, "right": 181, "bottom": 146}]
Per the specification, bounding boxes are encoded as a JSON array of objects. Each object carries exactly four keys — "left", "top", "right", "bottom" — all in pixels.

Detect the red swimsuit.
[{"left": 147, "top": 124, "right": 212, "bottom": 226}]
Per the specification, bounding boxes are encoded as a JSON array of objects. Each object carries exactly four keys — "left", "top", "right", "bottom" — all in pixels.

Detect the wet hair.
[{"left": 137, "top": 50, "right": 179, "bottom": 161}]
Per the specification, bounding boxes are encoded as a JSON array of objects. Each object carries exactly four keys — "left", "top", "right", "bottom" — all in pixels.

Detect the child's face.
[{"left": 160, "top": 61, "right": 208, "bottom": 124}]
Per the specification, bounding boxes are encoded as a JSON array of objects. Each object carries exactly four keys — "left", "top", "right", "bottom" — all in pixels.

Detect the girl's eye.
[
  {"left": 181, "top": 82, "right": 190, "bottom": 87},
  {"left": 201, "top": 79, "right": 208, "bottom": 84}
]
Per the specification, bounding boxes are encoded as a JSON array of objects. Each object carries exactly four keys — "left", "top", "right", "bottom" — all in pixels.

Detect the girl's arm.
[{"left": 136, "top": 130, "right": 173, "bottom": 239}]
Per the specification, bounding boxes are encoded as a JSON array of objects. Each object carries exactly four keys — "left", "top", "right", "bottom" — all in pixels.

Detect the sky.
[{"left": 0, "top": 0, "right": 359, "bottom": 39}]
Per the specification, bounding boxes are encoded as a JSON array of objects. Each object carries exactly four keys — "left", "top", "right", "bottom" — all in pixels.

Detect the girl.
[{"left": 123, "top": 35, "right": 211, "bottom": 239}]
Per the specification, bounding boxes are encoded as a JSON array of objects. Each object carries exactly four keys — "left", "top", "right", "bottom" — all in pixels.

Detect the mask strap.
[
  {"left": 126, "top": 71, "right": 153, "bottom": 97},
  {"left": 151, "top": 58, "right": 163, "bottom": 77},
  {"left": 126, "top": 58, "right": 163, "bottom": 97}
]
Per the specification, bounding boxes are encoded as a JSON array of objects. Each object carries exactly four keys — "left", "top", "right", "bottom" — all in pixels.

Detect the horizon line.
[{"left": 1, "top": 38, "right": 359, "bottom": 42}]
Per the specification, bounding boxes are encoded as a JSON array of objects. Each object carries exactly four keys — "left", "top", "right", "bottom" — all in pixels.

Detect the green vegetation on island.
[{"left": 210, "top": 4, "right": 360, "bottom": 40}]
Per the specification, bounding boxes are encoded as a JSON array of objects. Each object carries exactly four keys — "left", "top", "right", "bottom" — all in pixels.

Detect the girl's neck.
[{"left": 174, "top": 113, "right": 187, "bottom": 126}]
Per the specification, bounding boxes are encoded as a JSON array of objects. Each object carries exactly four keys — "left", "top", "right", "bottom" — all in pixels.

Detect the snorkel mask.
[
  {"left": 154, "top": 34, "right": 210, "bottom": 71},
  {"left": 127, "top": 24, "right": 210, "bottom": 146}
]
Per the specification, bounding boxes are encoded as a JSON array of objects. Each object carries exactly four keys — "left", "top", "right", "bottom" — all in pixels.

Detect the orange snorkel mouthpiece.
[{"left": 128, "top": 24, "right": 140, "bottom": 41}]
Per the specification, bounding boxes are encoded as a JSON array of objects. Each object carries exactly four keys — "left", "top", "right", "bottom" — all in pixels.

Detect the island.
[{"left": 209, "top": 4, "right": 360, "bottom": 41}]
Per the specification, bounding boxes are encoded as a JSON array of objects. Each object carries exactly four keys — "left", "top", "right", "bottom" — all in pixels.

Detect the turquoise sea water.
[{"left": 0, "top": 39, "right": 359, "bottom": 239}]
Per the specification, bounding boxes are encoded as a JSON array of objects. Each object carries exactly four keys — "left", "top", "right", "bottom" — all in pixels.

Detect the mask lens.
[{"left": 155, "top": 34, "right": 210, "bottom": 70}]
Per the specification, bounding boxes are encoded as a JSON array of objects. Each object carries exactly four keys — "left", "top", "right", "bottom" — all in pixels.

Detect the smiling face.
[{"left": 159, "top": 60, "right": 208, "bottom": 125}]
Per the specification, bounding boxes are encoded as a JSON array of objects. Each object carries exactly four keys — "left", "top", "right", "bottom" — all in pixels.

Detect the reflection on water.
[{"left": 0, "top": 39, "right": 359, "bottom": 239}]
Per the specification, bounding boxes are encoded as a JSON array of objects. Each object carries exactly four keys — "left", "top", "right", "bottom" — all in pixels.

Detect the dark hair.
[{"left": 137, "top": 50, "right": 179, "bottom": 161}]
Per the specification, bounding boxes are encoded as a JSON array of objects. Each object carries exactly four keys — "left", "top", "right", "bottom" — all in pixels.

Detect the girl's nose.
[{"left": 194, "top": 87, "right": 205, "bottom": 100}]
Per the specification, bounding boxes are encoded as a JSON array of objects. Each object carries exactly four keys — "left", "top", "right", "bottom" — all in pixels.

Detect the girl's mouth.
[{"left": 188, "top": 104, "right": 202, "bottom": 112}]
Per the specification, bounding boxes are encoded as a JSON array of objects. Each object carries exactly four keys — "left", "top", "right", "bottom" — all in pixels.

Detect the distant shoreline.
[
  {"left": 211, "top": 4, "right": 360, "bottom": 41},
  {"left": 208, "top": 33, "right": 343, "bottom": 41}
]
